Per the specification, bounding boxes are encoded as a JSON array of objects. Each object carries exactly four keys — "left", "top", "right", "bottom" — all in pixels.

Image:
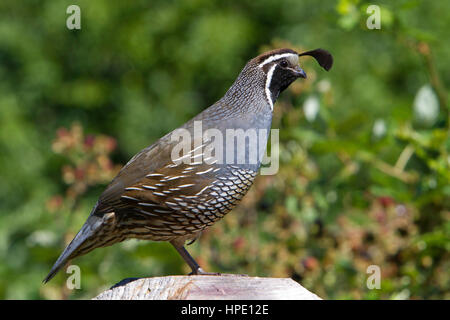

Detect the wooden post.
[{"left": 93, "top": 275, "right": 321, "bottom": 300}]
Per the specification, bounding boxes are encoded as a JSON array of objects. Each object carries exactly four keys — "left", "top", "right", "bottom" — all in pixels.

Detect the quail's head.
[{"left": 251, "top": 48, "right": 334, "bottom": 106}]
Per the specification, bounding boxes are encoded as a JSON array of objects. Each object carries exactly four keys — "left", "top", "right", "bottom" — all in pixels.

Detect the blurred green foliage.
[{"left": 0, "top": 0, "right": 449, "bottom": 299}]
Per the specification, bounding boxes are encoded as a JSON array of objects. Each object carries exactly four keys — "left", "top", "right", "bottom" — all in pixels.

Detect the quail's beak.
[{"left": 293, "top": 65, "right": 307, "bottom": 79}]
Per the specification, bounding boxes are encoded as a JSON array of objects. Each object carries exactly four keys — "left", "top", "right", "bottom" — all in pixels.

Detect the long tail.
[{"left": 43, "top": 214, "right": 110, "bottom": 283}]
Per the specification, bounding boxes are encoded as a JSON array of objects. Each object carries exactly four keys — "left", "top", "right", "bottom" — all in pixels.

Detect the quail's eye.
[{"left": 280, "top": 59, "right": 288, "bottom": 68}]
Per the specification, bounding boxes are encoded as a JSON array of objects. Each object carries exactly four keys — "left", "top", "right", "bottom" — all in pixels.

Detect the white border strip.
[
  {"left": 258, "top": 53, "right": 297, "bottom": 68},
  {"left": 265, "top": 64, "right": 276, "bottom": 111}
]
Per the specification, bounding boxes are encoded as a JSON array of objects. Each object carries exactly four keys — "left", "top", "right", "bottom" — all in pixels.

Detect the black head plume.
[{"left": 298, "top": 48, "right": 333, "bottom": 71}]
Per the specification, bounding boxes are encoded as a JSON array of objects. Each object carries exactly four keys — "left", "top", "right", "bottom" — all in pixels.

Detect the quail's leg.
[{"left": 170, "top": 240, "right": 220, "bottom": 276}]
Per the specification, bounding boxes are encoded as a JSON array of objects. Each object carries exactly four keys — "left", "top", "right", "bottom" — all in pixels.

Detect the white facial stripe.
[
  {"left": 258, "top": 53, "right": 298, "bottom": 68},
  {"left": 265, "top": 64, "right": 277, "bottom": 111}
]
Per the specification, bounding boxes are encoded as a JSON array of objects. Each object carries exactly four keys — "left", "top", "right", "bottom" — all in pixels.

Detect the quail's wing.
[{"left": 93, "top": 133, "right": 217, "bottom": 213}]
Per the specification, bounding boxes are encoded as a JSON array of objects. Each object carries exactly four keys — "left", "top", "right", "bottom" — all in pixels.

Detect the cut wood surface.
[{"left": 93, "top": 275, "right": 321, "bottom": 300}]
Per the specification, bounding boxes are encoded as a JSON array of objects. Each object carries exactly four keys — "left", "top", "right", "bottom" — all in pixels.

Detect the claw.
[{"left": 189, "top": 267, "right": 249, "bottom": 277}]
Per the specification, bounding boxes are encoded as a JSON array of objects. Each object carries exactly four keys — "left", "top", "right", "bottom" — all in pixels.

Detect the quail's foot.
[{"left": 189, "top": 268, "right": 248, "bottom": 277}]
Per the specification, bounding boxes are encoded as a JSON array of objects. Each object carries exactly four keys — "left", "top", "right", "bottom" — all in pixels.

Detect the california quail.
[{"left": 44, "top": 48, "right": 333, "bottom": 282}]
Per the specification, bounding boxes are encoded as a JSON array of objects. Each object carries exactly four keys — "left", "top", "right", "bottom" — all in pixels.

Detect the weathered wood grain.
[{"left": 93, "top": 275, "right": 321, "bottom": 300}]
